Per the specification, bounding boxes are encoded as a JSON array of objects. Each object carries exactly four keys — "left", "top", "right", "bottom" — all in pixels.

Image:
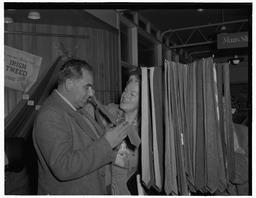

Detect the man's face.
[
  {"left": 69, "top": 69, "right": 94, "bottom": 108},
  {"left": 120, "top": 81, "right": 140, "bottom": 113}
]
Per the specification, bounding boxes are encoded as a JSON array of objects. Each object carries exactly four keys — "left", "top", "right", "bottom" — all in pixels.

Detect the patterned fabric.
[
  {"left": 103, "top": 103, "right": 140, "bottom": 195},
  {"left": 111, "top": 166, "right": 130, "bottom": 195},
  {"left": 162, "top": 59, "right": 242, "bottom": 195}
]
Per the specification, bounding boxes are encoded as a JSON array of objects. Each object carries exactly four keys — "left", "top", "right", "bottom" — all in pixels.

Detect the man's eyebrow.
[{"left": 85, "top": 83, "right": 93, "bottom": 87}]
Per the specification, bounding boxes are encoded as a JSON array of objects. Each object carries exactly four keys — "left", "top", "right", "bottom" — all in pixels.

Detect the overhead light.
[
  {"left": 220, "top": 25, "right": 227, "bottom": 31},
  {"left": 196, "top": 8, "right": 204, "bottom": 12},
  {"left": 28, "top": 11, "right": 40, "bottom": 20},
  {"left": 4, "top": 17, "right": 13, "bottom": 24},
  {"left": 229, "top": 55, "right": 244, "bottom": 65}
]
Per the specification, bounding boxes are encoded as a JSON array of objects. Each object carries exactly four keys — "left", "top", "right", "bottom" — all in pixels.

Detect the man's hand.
[{"left": 104, "top": 121, "right": 130, "bottom": 148}]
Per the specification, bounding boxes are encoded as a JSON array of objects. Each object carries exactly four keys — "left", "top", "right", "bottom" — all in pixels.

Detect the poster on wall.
[{"left": 4, "top": 45, "right": 42, "bottom": 93}]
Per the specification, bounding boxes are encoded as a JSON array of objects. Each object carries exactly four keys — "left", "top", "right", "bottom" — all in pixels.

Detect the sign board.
[
  {"left": 217, "top": 32, "right": 248, "bottom": 49},
  {"left": 5, "top": 46, "right": 42, "bottom": 93}
]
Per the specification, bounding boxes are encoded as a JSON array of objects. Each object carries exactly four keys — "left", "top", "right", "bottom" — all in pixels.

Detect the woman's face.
[{"left": 120, "top": 80, "right": 140, "bottom": 113}]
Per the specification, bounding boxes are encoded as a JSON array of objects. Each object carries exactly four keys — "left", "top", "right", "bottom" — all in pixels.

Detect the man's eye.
[{"left": 84, "top": 86, "right": 90, "bottom": 91}]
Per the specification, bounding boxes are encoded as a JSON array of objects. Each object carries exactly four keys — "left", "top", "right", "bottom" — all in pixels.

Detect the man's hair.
[{"left": 57, "top": 59, "right": 93, "bottom": 84}]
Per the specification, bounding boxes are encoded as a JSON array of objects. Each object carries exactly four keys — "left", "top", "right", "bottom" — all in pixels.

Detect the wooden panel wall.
[{"left": 5, "top": 22, "right": 121, "bottom": 117}]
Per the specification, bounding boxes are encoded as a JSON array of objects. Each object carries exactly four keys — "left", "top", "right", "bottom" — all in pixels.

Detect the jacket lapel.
[
  {"left": 72, "top": 111, "right": 98, "bottom": 140},
  {"left": 79, "top": 108, "right": 105, "bottom": 137},
  {"left": 52, "top": 91, "right": 98, "bottom": 140}
]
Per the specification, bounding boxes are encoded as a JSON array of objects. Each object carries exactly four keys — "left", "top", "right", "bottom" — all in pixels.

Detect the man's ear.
[{"left": 65, "top": 78, "right": 73, "bottom": 91}]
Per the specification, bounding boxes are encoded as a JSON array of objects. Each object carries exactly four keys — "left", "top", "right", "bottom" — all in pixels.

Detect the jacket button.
[{"left": 102, "top": 173, "right": 105, "bottom": 177}]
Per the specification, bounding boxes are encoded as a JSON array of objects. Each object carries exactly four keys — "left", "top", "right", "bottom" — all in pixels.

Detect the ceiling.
[
  {"left": 135, "top": 4, "right": 252, "bottom": 62},
  {"left": 4, "top": 3, "right": 252, "bottom": 63},
  {"left": 4, "top": 9, "right": 116, "bottom": 32}
]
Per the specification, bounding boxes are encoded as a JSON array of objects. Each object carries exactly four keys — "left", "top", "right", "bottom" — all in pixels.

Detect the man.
[{"left": 32, "top": 59, "right": 130, "bottom": 195}]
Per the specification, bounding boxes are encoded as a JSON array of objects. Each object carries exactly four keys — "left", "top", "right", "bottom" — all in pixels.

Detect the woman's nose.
[
  {"left": 88, "top": 87, "right": 94, "bottom": 96},
  {"left": 123, "top": 92, "right": 129, "bottom": 98}
]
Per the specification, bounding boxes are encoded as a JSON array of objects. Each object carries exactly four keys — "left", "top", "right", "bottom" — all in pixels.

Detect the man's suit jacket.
[{"left": 32, "top": 90, "right": 116, "bottom": 195}]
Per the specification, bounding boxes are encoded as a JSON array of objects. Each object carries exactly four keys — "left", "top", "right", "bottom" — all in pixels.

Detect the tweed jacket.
[{"left": 32, "top": 90, "right": 116, "bottom": 195}]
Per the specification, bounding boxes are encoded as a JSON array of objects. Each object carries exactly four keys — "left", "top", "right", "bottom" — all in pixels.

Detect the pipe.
[
  {"left": 4, "top": 31, "right": 89, "bottom": 39},
  {"left": 168, "top": 41, "right": 216, "bottom": 49}
]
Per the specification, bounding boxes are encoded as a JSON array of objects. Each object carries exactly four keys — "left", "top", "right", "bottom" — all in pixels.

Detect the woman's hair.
[
  {"left": 126, "top": 67, "right": 141, "bottom": 86},
  {"left": 57, "top": 59, "right": 93, "bottom": 84},
  {"left": 126, "top": 74, "right": 141, "bottom": 85}
]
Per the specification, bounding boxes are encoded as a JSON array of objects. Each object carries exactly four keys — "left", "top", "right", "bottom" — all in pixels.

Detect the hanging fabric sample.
[
  {"left": 149, "top": 67, "right": 164, "bottom": 192},
  {"left": 141, "top": 67, "right": 154, "bottom": 189},
  {"left": 5, "top": 56, "right": 65, "bottom": 138},
  {"left": 169, "top": 61, "right": 188, "bottom": 195},
  {"left": 140, "top": 57, "right": 235, "bottom": 195},
  {"left": 194, "top": 59, "right": 206, "bottom": 192},
  {"left": 213, "top": 64, "right": 227, "bottom": 193},
  {"left": 223, "top": 63, "right": 236, "bottom": 183},
  {"left": 164, "top": 61, "right": 178, "bottom": 195},
  {"left": 202, "top": 57, "right": 219, "bottom": 193},
  {"left": 185, "top": 62, "right": 196, "bottom": 192}
]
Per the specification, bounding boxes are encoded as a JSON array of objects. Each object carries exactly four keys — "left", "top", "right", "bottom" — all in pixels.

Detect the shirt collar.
[{"left": 55, "top": 89, "right": 76, "bottom": 111}]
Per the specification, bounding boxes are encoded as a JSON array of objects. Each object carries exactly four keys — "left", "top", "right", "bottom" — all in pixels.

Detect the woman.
[{"left": 103, "top": 74, "right": 141, "bottom": 195}]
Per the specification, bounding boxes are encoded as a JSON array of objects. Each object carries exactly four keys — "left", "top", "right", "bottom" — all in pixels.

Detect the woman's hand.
[{"left": 104, "top": 121, "right": 130, "bottom": 148}]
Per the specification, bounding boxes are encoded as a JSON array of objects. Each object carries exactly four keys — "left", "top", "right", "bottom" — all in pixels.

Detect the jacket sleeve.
[{"left": 33, "top": 108, "right": 116, "bottom": 181}]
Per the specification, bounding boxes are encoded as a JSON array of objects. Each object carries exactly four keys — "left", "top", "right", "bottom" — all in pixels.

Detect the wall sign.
[
  {"left": 5, "top": 46, "right": 42, "bottom": 93},
  {"left": 217, "top": 32, "right": 248, "bottom": 49}
]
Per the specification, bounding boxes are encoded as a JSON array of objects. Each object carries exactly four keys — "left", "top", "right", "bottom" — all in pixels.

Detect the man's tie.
[
  {"left": 90, "top": 96, "right": 141, "bottom": 147},
  {"left": 90, "top": 96, "right": 117, "bottom": 125},
  {"left": 94, "top": 106, "right": 106, "bottom": 130}
]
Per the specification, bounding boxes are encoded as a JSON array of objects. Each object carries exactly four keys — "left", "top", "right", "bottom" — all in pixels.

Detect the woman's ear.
[{"left": 129, "top": 75, "right": 137, "bottom": 83}]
